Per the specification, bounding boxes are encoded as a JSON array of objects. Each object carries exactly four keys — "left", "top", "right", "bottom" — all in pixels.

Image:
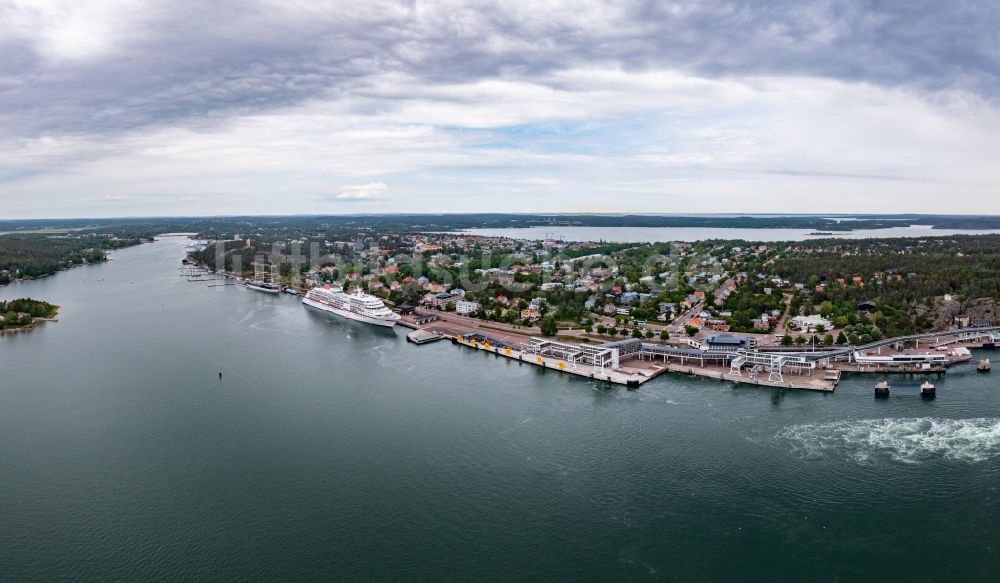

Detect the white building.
[
  {"left": 455, "top": 300, "right": 480, "bottom": 315},
  {"left": 790, "top": 314, "right": 833, "bottom": 332}
]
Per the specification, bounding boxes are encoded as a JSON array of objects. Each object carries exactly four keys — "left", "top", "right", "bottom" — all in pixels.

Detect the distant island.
[
  {"left": 0, "top": 298, "right": 59, "bottom": 333},
  {"left": 4, "top": 214, "right": 1000, "bottom": 244}
]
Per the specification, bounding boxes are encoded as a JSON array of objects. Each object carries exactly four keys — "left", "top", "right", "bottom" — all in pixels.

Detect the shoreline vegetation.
[
  {"left": 0, "top": 298, "right": 59, "bottom": 333},
  {"left": 3, "top": 215, "right": 999, "bottom": 343},
  {"left": 3, "top": 213, "right": 1000, "bottom": 240},
  {"left": 0, "top": 230, "right": 156, "bottom": 285}
]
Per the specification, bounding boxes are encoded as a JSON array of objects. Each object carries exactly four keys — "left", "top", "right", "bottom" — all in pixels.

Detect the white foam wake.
[{"left": 777, "top": 418, "right": 1000, "bottom": 463}]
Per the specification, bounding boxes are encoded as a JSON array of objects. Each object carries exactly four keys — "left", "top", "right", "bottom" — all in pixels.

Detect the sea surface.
[
  {"left": 2, "top": 237, "right": 999, "bottom": 581},
  {"left": 460, "top": 225, "right": 1000, "bottom": 243}
]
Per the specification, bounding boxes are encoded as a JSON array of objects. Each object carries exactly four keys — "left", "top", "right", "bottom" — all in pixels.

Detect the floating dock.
[{"left": 406, "top": 329, "right": 444, "bottom": 345}]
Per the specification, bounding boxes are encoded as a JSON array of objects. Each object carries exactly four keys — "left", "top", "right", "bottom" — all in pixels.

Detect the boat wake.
[{"left": 777, "top": 417, "right": 1000, "bottom": 464}]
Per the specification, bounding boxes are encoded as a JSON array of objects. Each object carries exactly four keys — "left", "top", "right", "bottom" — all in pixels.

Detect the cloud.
[
  {"left": 2, "top": 0, "right": 997, "bottom": 140},
  {"left": 335, "top": 182, "right": 389, "bottom": 200},
  {"left": 93, "top": 194, "right": 133, "bottom": 203},
  {"left": 0, "top": 1, "right": 997, "bottom": 217}
]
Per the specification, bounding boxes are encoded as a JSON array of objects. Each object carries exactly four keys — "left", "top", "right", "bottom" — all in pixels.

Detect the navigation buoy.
[{"left": 218, "top": 370, "right": 223, "bottom": 379}]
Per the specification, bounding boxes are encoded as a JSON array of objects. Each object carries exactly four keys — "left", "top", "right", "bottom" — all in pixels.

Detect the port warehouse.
[{"left": 442, "top": 326, "right": 1000, "bottom": 388}]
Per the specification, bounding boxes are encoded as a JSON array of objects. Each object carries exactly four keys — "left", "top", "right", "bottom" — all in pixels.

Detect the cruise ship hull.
[{"left": 302, "top": 296, "right": 398, "bottom": 327}]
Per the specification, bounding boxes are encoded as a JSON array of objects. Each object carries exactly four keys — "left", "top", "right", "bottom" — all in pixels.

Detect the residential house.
[{"left": 431, "top": 292, "right": 457, "bottom": 309}]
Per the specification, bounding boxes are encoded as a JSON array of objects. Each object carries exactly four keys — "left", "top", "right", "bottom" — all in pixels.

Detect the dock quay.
[
  {"left": 657, "top": 361, "right": 837, "bottom": 391},
  {"left": 442, "top": 335, "right": 839, "bottom": 390},
  {"left": 398, "top": 311, "right": 999, "bottom": 391},
  {"left": 836, "top": 363, "right": 947, "bottom": 374},
  {"left": 404, "top": 317, "right": 838, "bottom": 389},
  {"left": 406, "top": 329, "right": 444, "bottom": 345},
  {"left": 449, "top": 334, "right": 652, "bottom": 387}
]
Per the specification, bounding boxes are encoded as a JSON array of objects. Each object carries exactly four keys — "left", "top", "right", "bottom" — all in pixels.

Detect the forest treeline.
[
  {"left": 0, "top": 233, "right": 148, "bottom": 282},
  {"left": 769, "top": 235, "right": 1000, "bottom": 336}
]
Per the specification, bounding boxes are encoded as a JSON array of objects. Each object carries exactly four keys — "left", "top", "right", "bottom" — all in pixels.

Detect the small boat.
[
  {"left": 978, "top": 358, "right": 991, "bottom": 372},
  {"left": 920, "top": 380, "right": 936, "bottom": 398},
  {"left": 874, "top": 380, "right": 890, "bottom": 397}
]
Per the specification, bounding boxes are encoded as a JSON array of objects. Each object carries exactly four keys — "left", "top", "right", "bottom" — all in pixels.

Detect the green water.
[{"left": 2, "top": 238, "right": 998, "bottom": 581}]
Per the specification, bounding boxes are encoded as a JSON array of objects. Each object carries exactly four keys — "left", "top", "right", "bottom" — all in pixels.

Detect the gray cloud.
[
  {"left": 1, "top": 0, "right": 998, "bottom": 218},
  {"left": 1, "top": 0, "right": 997, "bottom": 141}
]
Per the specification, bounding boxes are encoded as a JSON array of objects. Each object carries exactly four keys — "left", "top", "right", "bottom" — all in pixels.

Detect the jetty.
[
  {"left": 439, "top": 335, "right": 839, "bottom": 389},
  {"left": 407, "top": 329, "right": 444, "bottom": 345},
  {"left": 399, "top": 311, "right": 1000, "bottom": 391}
]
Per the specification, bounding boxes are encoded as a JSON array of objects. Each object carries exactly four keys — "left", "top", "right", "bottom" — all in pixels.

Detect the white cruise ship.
[{"left": 303, "top": 284, "right": 401, "bottom": 327}]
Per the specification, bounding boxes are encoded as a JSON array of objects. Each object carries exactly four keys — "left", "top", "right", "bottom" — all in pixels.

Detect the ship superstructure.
[{"left": 303, "top": 284, "right": 400, "bottom": 327}]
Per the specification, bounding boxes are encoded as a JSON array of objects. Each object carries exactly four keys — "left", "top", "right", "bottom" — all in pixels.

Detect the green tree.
[
  {"left": 836, "top": 331, "right": 848, "bottom": 345},
  {"left": 659, "top": 330, "right": 669, "bottom": 341},
  {"left": 781, "top": 334, "right": 793, "bottom": 346},
  {"left": 684, "top": 324, "right": 699, "bottom": 336},
  {"left": 539, "top": 317, "right": 558, "bottom": 336},
  {"left": 823, "top": 334, "right": 834, "bottom": 346}
]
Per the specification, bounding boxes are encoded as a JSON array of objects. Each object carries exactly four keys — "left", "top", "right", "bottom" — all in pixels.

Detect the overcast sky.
[{"left": 1, "top": 0, "right": 998, "bottom": 218}]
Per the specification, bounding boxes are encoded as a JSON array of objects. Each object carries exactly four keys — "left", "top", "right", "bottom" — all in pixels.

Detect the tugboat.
[
  {"left": 920, "top": 380, "right": 936, "bottom": 399},
  {"left": 874, "top": 380, "right": 890, "bottom": 398},
  {"left": 977, "top": 358, "right": 991, "bottom": 372}
]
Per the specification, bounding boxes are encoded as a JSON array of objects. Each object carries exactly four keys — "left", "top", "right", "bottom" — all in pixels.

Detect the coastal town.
[{"left": 188, "top": 230, "right": 999, "bottom": 393}]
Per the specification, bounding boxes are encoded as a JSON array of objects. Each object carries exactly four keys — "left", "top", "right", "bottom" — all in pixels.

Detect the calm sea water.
[
  {"left": 460, "top": 225, "right": 1000, "bottom": 243},
  {"left": 2, "top": 237, "right": 999, "bottom": 581}
]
